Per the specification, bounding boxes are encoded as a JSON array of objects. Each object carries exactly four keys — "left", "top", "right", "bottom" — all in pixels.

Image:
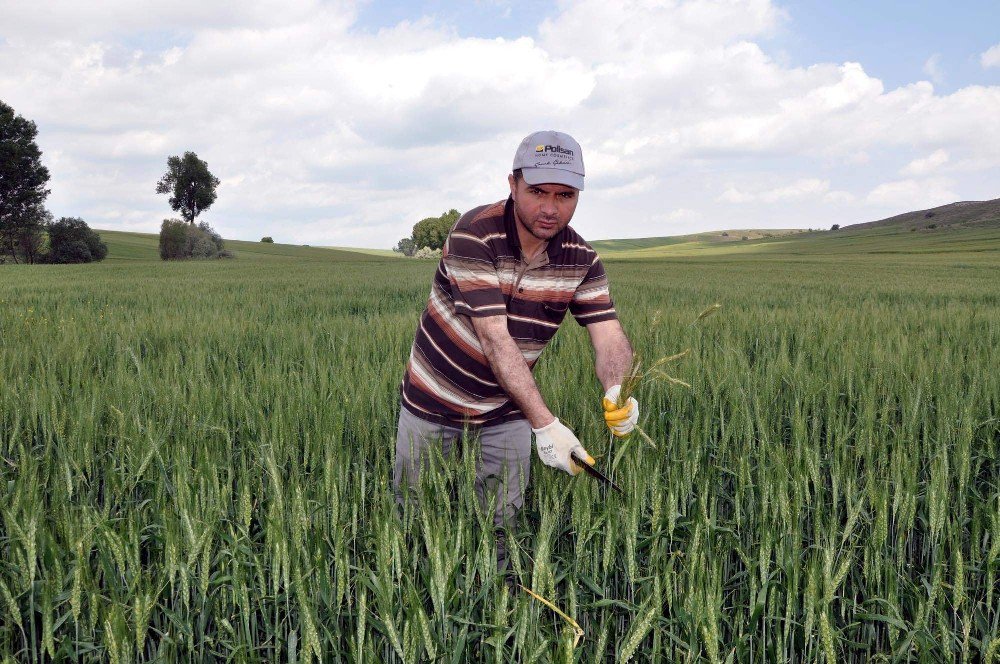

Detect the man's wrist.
[{"left": 528, "top": 410, "right": 556, "bottom": 430}]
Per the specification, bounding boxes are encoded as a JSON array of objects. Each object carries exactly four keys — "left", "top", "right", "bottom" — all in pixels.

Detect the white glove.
[
  {"left": 531, "top": 418, "right": 594, "bottom": 476},
  {"left": 602, "top": 385, "right": 639, "bottom": 437}
]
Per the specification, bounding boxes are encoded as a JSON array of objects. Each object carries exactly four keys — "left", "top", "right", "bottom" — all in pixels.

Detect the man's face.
[{"left": 508, "top": 174, "right": 579, "bottom": 241}]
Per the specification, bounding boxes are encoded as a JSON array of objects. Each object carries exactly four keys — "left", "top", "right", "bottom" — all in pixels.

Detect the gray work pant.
[{"left": 393, "top": 407, "right": 531, "bottom": 570}]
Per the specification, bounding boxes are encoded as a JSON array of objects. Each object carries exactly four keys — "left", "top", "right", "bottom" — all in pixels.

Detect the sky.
[{"left": 1, "top": 0, "right": 999, "bottom": 248}]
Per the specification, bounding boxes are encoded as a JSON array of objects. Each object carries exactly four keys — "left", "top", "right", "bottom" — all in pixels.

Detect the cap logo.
[{"left": 538, "top": 144, "right": 574, "bottom": 156}]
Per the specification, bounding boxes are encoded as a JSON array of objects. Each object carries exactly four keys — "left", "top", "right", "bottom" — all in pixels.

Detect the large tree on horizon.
[
  {"left": 155, "top": 151, "right": 221, "bottom": 223},
  {"left": 411, "top": 209, "right": 460, "bottom": 250},
  {"left": 0, "top": 100, "right": 50, "bottom": 263}
]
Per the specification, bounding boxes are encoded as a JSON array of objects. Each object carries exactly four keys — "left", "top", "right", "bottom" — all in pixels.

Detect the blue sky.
[
  {"left": 355, "top": 0, "right": 559, "bottom": 39},
  {"left": 357, "top": 0, "right": 1000, "bottom": 92},
  {"left": 770, "top": 0, "right": 1000, "bottom": 93},
  {"left": 1, "top": 0, "right": 998, "bottom": 247}
]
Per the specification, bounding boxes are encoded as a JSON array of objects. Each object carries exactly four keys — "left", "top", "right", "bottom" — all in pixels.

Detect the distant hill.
[
  {"left": 843, "top": 198, "right": 1000, "bottom": 232},
  {"left": 589, "top": 198, "right": 1000, "bottom": 259},
  {"left": 95, "top": 229, "right": 392, "bottom": 263},
  {"left": 591, "top": 229, "right": 805, "bottom": 254}
]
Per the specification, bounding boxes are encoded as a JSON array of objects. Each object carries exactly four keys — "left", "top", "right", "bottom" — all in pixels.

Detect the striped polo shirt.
[{"left": 400, "top": 196, "right": 617, "bottom": 427}]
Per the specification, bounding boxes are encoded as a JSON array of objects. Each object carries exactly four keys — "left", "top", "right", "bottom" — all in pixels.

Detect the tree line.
[
  {"left": 0, "top": 100, "right": 107, "bottom": 264},
  {"left": 1, "top": 98, "right": 228, "bottom": 264}
]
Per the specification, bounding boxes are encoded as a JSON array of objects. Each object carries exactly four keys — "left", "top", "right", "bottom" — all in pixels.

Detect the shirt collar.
[{"left": 503, "top": 195, "right": 564, "bottom": 262}]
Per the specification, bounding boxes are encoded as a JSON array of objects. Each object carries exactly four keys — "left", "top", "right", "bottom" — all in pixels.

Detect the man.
[{"left": 394, "top": 130, "right": 639, "bottom": 576}]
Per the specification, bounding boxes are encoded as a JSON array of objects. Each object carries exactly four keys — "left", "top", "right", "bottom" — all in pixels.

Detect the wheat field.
[{"left": 1, "top": 243, "right": 998, "bottom": 661}]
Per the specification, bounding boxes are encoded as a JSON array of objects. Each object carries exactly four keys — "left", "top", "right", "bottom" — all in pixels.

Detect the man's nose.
[{"left": 540, "top": 196, "right": 557, "bottom": 216}]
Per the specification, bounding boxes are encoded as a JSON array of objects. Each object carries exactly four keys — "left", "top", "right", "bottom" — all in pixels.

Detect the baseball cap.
[{"left": 512, "top": 130, "right": 585, "bottom": 191}]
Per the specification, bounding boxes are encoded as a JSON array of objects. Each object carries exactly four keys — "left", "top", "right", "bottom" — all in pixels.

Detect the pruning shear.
[{"left": 571, "top": 451, "right": 624, "bottom": 495}]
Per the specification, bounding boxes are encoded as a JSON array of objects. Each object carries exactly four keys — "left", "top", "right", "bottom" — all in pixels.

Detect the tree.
[
  {"left": 393, "top": 209, "right": 461, "bottom": 256},
  {"left": 159, "top": 219, "right": 188, "bottom": 259},
  {"left": 155, "top": 152, "right": 221, "bottom": 223},
  {"left": 260, "top": 236, "right": 274, "bottom": 243},
  {"left": 159, "top": 218, "right": 230, "bottom": 260},
  {"left": 9, "top": 206, "right": 49, "bottom": 264},
  {"left": 393, "top": 237, "right": 416, "bottom": 256},
  {"left": 0, "top": 100, "right": 51, "bottom": 263},
  {"left": 411, "top": 209, "right": 459, "bottom": 251},
  {"left": 830, "top": 224, "right": 840, "bottom": 231},
  {"left": 413, "top": 246, "right": 442, "bottom": 259},
  {"left": 46, "top": 216, "right": 107, "bottom": 263}
]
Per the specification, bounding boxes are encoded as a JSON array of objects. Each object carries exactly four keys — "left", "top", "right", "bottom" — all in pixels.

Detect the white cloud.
[
  {"left": 0, "top": 0, "right": 351, "bottom": 41},
  {"left": 596, "top": 175, "right": 658, "bottom": 199},
  {"left": 901, "top": 149, "right": 949, "bottom": 176},
  {"left": 1, "top": 0, "right": 998, "bottom": 246},
  {"left": 866, "top": 178, "right": 957, "bottom": 209},
  {"left": 922, "top": 54, "right": 944, "bottom": 84},
  {"left": 982, "top": 43, "right": 1000, "bottom": 69},
  {"left": 823, "top": 190, "right": 856, "bottom": 204},
  {"left": 719, "top": 178, "right": 832, "bottom": 203},
  {"left": 539, "top": 0, "right": 785, "bottom": 61},
  {"left": 661, "top": 208, "right": 699, "bottom": 221}
]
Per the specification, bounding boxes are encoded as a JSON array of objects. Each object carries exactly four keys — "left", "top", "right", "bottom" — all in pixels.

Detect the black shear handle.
[{"left": 570, "top": 452, "right": 624, "bottom": 495}]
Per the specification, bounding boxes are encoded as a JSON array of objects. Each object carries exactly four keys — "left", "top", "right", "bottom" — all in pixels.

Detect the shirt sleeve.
[
  {"left": 570, "top": 255, "right": 618, "bottom": 326},
  {"left": 442, "top": 229, "right": 508, "bottom": 318}
]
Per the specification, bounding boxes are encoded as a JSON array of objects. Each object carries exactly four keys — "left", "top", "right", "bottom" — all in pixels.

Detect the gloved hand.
[
  {"left": 531, "top": 418, "right": 594, "bottom": 476},
  {"left": 602, "top": 385, "right": 639, "bottom": 437}
]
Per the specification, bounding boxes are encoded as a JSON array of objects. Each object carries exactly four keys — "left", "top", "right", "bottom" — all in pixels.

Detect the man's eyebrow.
[{"left": 531, "top": 185, "right": 576, "bottom": 194}]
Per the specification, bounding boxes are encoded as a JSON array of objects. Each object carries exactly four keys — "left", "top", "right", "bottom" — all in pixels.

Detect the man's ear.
[{"left": 508, "top": 173, "right": 517, "bottom": 202}]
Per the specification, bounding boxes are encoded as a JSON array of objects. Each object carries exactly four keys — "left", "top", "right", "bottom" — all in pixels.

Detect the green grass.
[
  {"left": 595, "top": 224, "right": 1000, "bottom": 260},
  {"left": 593, "top": 197, "right": 1000, "bottom": 261},
  {"left": 1, "top": 231, "right": 999, "bottom": 661},
  {"left": 591, "top": 229, "right": 806, "bottom": 254},
  {"left": 846, "top": 197, "right": 1000, "bottom": 232},
  {"left": 96, "top": 229, "right": 393, "bottom": 263},
  {"left": 321, "top": 246, "right": 401, "bottom": 258}
]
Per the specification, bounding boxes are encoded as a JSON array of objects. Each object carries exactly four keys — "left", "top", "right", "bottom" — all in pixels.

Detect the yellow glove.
[{"left": 602, "top": 385, "right": 639, "bottom": 437}]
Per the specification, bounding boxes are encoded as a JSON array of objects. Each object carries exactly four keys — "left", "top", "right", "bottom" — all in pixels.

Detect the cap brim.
[{"left": 522, "top": 167, "right": 584, "bottom": 191}]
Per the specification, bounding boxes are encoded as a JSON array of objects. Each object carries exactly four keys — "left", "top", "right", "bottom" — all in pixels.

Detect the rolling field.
[
  {"left": 594, "top": 226, "right": 1000, "bottom": 260},
  {"left": 1, "top": 228, "right": 999, "bottom": 661},
  {"left": 92, "top": 230, "right": 391, "bottom": 263}
]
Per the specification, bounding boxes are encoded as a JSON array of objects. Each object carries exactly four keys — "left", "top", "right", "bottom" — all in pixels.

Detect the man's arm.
[
  {"left": 586, "top": 318, "right": 633, "bottom": 391},
  {"left": 470, "top": 315, "right": 555, "bottom": 429}
]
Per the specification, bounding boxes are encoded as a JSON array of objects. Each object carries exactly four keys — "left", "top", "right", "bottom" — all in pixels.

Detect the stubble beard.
[{"left": 513, "top": 201, "right": 569, "bottom": 241}]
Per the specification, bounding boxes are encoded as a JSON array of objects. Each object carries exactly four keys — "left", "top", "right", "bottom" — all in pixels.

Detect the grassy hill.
[
  {"left": 844, "top": 197, "right": 1000, "bottom": 232},
  {"left": 592, "top": 199, "right": 1000, "bottom": 260},
  {"left": 321, "top": 245, "right": 400, "bottom": 258},
  {"left": 96, "top": 230, "right": 391, "bottom": 263},
  {"left": 591, "top": 228, "right": 806, "bottom": 254},
  {"left": 593, "top": 225, "right": 1000, "bottom": 261}
]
